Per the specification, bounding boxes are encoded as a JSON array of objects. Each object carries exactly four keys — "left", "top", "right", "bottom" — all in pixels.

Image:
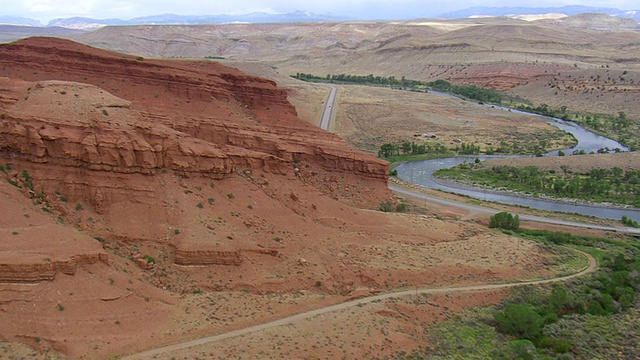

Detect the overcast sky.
[{"left": 3, "top": 0, "right": 639, "bottom": 23}]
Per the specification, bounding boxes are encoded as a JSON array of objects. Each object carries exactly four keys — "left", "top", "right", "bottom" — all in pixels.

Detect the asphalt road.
[
  {"left": 318, "top": 84, "right": 337, "bottom": 130},
  {"left": 390, "top": 184, "right": 640, "bottom": 235},
  {"left": 315, "top": 85, "right": 639, "bottom": 234},
  {"left": 121, "top": 84, "right": 614, "bottom": 359}
]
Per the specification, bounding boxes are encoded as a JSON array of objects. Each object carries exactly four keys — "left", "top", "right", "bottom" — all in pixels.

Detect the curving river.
[{"left": 395, "top": 116, "right": 640, "bottom": 223}]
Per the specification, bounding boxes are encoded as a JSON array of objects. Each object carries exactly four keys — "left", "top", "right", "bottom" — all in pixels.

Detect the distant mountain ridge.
[
  {"left": 2, "top": 6, "right": 639, "bottom": 30},
  {"left": 0, "top": 16, "right": 42, "bottom": 26},
  {"left": 45, "top": 11, "right": 349, "bottom": 30},
  {"left": 438, "top": 5, "right": 640, "bottom": 22}
]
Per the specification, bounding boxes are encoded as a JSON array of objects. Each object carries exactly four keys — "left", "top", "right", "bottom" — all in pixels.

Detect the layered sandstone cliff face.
[
  {"left": 0, "top": 37, "right": 388, "bottom": 213},
  {"left": 0, "top": 37, "right": 389, "bottom": 282}
]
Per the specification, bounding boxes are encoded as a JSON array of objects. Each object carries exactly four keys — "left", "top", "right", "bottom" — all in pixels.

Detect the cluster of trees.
[
  {"left": 378, "top": 141, "right": 450, "bottom": 158},
  {"left": 293, "top": 72, "right": 637, "bottom": 151},
  {"left": 428, "top": 79, "right": 503, "bottom": 104},
  {"left": 515, "top": 103, "right": 638, "bottom": 151},
  {"left": 457, "top": 142, "right": 482, "bottom": 155},
  {"left": 489, "top": 211, "right": 520, "bottom": 230},
  {"left": 487, "top": 229, "right": 640, "bottom": 358},
  {"left": 292, "top": 72, "right": 422, "bottom": 88},
  {"left": 292, "top": 73, "right": 504, "bottom": 104},
  {"left": 402, "top": 229, "right": 640, "bottom": 359},
  {"left": 436, "top": 164, "right": 640, "bottom": 207}
]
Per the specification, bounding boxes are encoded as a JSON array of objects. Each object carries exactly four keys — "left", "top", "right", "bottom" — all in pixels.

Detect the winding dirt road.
[
  {"left": 121, "top": 85, "right": 602, "bottom": 359},
  {"left": 123, "top": 250, "right": 595, "bottom": 359}
]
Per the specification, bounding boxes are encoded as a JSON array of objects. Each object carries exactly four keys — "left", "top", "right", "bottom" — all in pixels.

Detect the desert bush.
[
  {"left": 489, "top": 211, "right": 520, "bottom": 230},
  {"left": 495, "top": 304, "right": 543, "bottom": 340},
  {"left": 379, "top": 200, "right": 393, "bottom": 212}
]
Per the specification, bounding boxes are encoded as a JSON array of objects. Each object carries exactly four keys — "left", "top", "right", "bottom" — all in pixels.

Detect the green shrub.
[
  {"left": 495, "top": 304, "right": 543, "bottom": 340},
  {"left": 489, "top": 211, "right": 520, "bottom": 230},
  {"left": 196, "top": 202, "right": 204, "bottom": 208},
  {"left": 227, "top": 193, "right": 234, "bottom": 199},
  {"left": 396, "top": 203, "right": 408, "bottom": 212},
  {"left": 622, "top": 215, "right": 640, "bottom": 228},
  {"left": 142, "top": 255, "right": 155, "bottom": 264},
  {"left": 538, "top": 336, "right": 572, "bottom": 353},
  {"left": 496, "top": 339, "right": 538, "bottom": 360},
  {"left": 379, "top": 200, "right": 394, "bottom": 212}
]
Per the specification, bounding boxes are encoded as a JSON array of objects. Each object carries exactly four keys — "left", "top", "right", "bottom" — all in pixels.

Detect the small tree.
[
  {"left": 379, "top": 201, "right": 393, "bottom": 212},
  {"left": 495, "top": 304, "right": 543, "bottom": 340},
  {"left": 489, "top": 212, "right": 520, "bottom": 230}
]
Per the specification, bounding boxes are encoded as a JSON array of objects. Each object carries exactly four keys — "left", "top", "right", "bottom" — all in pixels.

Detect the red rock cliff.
[{"left": 0, "top": 37, "right": 389, "bottom": 211}]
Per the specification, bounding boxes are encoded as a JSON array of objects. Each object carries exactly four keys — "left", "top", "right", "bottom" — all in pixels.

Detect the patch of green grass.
[
  {"left": 547, "top": 246, "right": 590, "bottom": 276},
  {"left": 570, "top": 244, "right": 606, "bottom": 265}
]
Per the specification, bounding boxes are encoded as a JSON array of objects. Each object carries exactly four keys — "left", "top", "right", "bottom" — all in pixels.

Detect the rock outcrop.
[
  {"left": 0, "top": 37, "right": 390, "bottom": 281},
  {"left": 0, "top": 253, "right": 108, "bottom": 283},
  {"left": 0, "top": 38, "right": 389, "bottom": 214}
]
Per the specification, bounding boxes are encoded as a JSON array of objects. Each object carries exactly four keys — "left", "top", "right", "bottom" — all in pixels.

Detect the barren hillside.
[
  {"left": 0, "top": 38, "right": 570, "bottom": 358},
  {"left": 61, "top": 15, "right": 640, "bottom": 122}
]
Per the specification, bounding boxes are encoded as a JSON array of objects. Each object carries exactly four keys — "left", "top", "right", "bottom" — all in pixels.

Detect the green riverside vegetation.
[
  {"left": 395, "top": 228, "right": 640, "bottom": 360},
  {"left": 435, "top": 163, "right": 640, "bottom": 208},
  {"left": 293, "top": 72, "right": 638, "bottom": 151},
  {"left": 292, "top": 73, "right": 504, "bottom": 104}
]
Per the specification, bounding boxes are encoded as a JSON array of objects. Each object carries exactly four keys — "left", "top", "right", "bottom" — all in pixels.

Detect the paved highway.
[
  {"left": 316, "top": 85, "right": 639, "bottom": 235},
  {"left": 318, "top": 84, "right": 338, "bottom": 130},
  {"left": 122, "top": 84, "right": 624, "bottom": 359}
]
